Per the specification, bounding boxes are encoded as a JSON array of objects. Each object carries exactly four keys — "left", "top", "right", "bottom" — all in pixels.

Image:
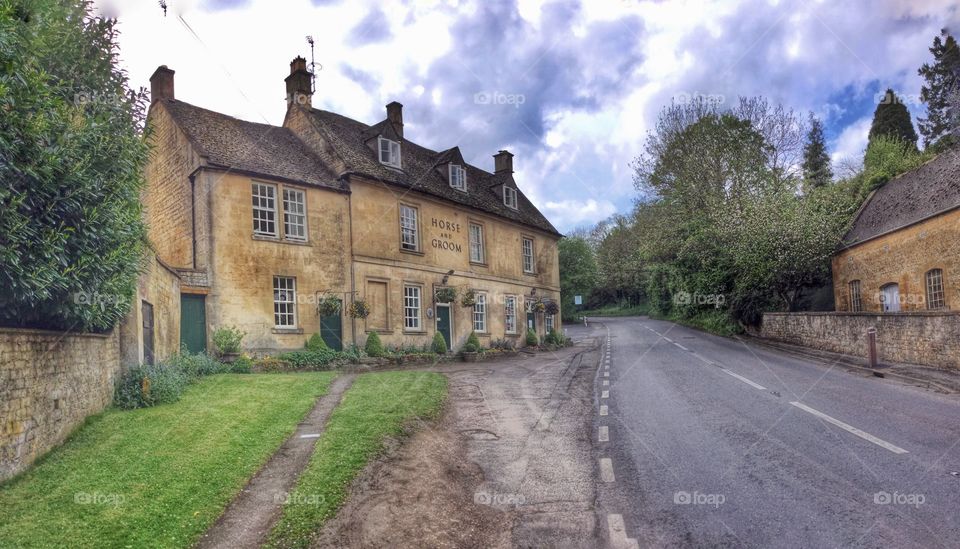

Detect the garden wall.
[
  {"left": 761, "top": 311, "right": 960, "bottom": 369},
  {"left": 0, "top": 328, "right": 121, "bottom": 482}
]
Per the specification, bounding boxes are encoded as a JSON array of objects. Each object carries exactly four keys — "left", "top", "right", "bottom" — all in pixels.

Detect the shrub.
[
  {"left": 364, "top": 332, "right": 385, "bottom": 357},
  {"left": 463, "top": 331, "right": 481, "bottom": 353},
  {"left": 491, "top": 338, "right": 515, "bottom": 351},
  {"left": 230, "top": 355, "right": 253, "bottom": 374},
  {"left": 253, "top": 356, "right": 293, "bottom": 373},
  {"left": 114, "top": 363, "right": 188, "bottom": 409},
  {"left": 305, "top": 333, "right": 329, "bottom": 351},
  {"left": 212, "top": 326, "right": 245, "bottom": 355},
  {"left": 525, "top": 329, "right": 538, "bottom": 346},
  {"left": 277, "top": 349, "right": 341, "bottom": 370},
  {"left": 341, "top": 344, "right": 366, "bottom": 363},
  {"left": 168, "top": 348, "right": 229, "bottom": 378},
  {"left": 431, "top": 332, "right": 448, "bottom": 354}
]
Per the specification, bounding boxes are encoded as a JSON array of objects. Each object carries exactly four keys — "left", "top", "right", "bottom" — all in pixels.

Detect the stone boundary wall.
[
  {"left": 761, "top": 311, "right": 960, "bottom": 369},
  {"left": 0, "top": 328, "right": 121, "bottom": 481}
]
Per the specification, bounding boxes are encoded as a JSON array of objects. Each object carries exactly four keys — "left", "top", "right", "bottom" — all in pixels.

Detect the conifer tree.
[
  {"left": 802, "top": 113, "right": 832, "bottom": 192},
  {"left": 918, "top": 29, "right": 960, "bottom": 149}
]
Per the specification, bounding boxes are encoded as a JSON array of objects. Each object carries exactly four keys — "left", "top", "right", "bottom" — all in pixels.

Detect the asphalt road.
[{"left": 576, "top": 316, "right": 960, "bottom": 548}]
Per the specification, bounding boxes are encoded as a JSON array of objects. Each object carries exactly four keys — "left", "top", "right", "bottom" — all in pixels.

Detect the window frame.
[
  {"left": 378, "top": 136, "right": 402, "bottom": 168},
  {"left": 449, "top": 164, "right": 467, "bottom": 191},
  {"left": 521, "top": 236, "right": 535, "bottom": 274},
  {"left": 473, "top": 292, "right": 487, "bottom": 333},
  {"left": 469, "top": 222, "right": 485, "bottom": 264},
  {"left": 504, "top": 295, "right": 518, "bottom": 334},
  {"left": 849, "top": 280, "right": 862, "bottom": 312},
  {"left": 399, "top": 203, "right": 421, "bottom": 252},
  {"left": 273, "top": 275, "right": 298, "bottom": 328},
  {"left": 282, "top": 187, "right": 307, "bottom": 242},
  {"left": 252, "top": 182, "right": 278, "bottom": 237},
  {"left": 503, "top": 186, "right": 518, "bottom": 209},
  {"left": 546, "top": 313, "right": 555, "bottom": 333},
  {"left": 925, "top": 269, "right": 946, "bottom": 310},
  {"left": 403, "top": 284, "right": 423, "bottom": 332}
]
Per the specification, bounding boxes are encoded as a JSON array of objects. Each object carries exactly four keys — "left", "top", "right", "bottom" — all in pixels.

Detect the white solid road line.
[
  {"left": 600, "top": 458, "right": 616, "bottom": 482},
  {"left": 720, "top": 368, "right": 767, "bottom": 390},
  {"left": 599, "top": 425, "right": 609, "bottom": 442},
  {"left": 608, "top": 514, "right": 640, "bottom": 549},
  {"left": 674, "top": 343, "right": 690, "bottom": 352},
  {"left": 790, "top": 401, "right": 909, "bottom": 454}
]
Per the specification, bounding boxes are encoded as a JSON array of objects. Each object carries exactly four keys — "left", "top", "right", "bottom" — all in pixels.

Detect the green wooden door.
[
  {"left": 436, "top": 305, "right": 451, "bottom": 351},
  {"left": 320, "top": 302, "right": 343, "bottom": 351},
  {"left": 527, "top": 310, "right": 536, "bottom": 332},
  {"left": 180, "top": 294, "right": 207, "bottom": 354}
]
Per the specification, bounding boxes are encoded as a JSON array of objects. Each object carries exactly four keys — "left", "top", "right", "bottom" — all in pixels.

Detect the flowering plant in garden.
[
  {"left": 348, "top": 299, "right": 370, "bottom": 319},
  {"left": 460, "top": 288, "right": 477, "bottom": 307}
]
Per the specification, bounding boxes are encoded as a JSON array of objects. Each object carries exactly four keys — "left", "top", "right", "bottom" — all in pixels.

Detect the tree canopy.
[
  {"left": 802, "top": 113, "right": 832, "bottom": 193},
  {"left": 868, "top": 89, "right": 918, "bottom": 150},
  {"left": 918, "top": 29, "right": 960, "bottom": 150}
]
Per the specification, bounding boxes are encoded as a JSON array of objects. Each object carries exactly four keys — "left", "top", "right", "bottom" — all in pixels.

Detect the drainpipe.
[{"left": 345, "top": 178, "right": 357, "bottom": 348}]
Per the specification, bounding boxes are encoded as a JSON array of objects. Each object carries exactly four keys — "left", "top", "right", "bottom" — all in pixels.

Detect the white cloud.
[
  {"left": 541, "top": 199, "right": 619, "bottom": 229},
  {"left": 831, "top": 115, "right": 871, "bottom": 164}
]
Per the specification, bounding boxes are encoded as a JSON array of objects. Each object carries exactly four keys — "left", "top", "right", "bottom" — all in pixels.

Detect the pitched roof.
[
  {"left": 158, "top": 99, "right": 346, "bottom": 192},
  {"left": 843, "top": 148, "right": 960, "bottom": 246},
  {"left": 304, "top": 108, "right": 561, "bottom": 236}
]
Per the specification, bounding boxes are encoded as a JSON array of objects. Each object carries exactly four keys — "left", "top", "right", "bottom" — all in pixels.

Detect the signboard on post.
[{"left": 574, "top": 295, "right": 582, "bottom": 306}]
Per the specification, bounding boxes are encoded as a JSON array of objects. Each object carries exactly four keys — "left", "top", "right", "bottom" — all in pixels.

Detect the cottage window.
[
  {"left": 546, "top": 314, "right": 555, "bottom": 332},
  {"left": 449, "top": 164, "right": 467, "bottom": 191},
  {"left": 503, "top": 186, "right": 518, "bottom": 209},
  {"left": 252, "top": 182, "right": 277, "bottom": 236},
  {"left": 522, "top": 237, "right": 535, "bottom": 274},
  {"left": 473, "top": 293, "right": 487, "bottom": 333},
  {"left": 505, "top": 295, "right": 517, "bottom": 334},
  {"left": 469, "top": 223, "right": 485, "bottom": 263},
  {"left": 379, "top": 137, "right": 401, "bottom": 168},
  {"left": 849, "top": 280, "right": 862, "bottom": 312},
  {"left": 399, "top": 204, "right": 419, "bottom": 251},
  {"left": 926, "top": 269, "right": 945, "bottom": 309},
  {"left": 403, "top": 285, "right": 422, "bottom": 331},
  {"left": 273, "top": 276, "right": 297, "bottom": 328},
  {"left": 283, "top": 188, "right": 307, "bottom": 241}
]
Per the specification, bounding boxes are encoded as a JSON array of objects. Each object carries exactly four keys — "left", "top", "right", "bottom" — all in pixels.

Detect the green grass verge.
[
  {"left": 266, "top": 371, "right": 447, "bottom": 549},
  {"left": 0, "top": 372, "right": 336, "bottom": 549}
]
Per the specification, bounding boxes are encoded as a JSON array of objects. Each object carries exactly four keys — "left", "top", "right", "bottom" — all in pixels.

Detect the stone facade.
[
  {"left": 832, "top": 209, "right": 960, "bottom": 312},
  {"left": 118, "top": 255, "right": 182, "bottom": 365},
  {"left": 761, "top": 311, "right": 960, "bottom": 369},
  {"left": 0, "top": 328, "right": 121, "bottom": 481}
]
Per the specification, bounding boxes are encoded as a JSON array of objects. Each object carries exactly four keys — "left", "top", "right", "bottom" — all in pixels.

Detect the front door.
[
  {"left": 881, "top": 283, "right": 900, "bottom": 312},
  {"left": 436, "top": 304, "right": 452, "bottom": 351},
  {"left": 320, "top": 301, "right": 343, "bottom": 351},
  {"left": 180, "top": 294, "right": 207, "bottom": 353},
  {"left": 527, "top": 309, "right": 536, "bottom": 332},
  {"left": 142, "top": 301, "right": 154, "bottom": 365}
]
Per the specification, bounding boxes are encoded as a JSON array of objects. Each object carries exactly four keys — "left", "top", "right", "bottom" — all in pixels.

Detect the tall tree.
[
  {"left": 868, "top": 89, "right": 918, "bottom": 149},
  {"left": 802, "top": 113, "right": 832, "bottom": 192},
  {"left": 558, "top": 237, "right": 598, "bottom": 320},
  {"left": 918, "top": 29, "right": 960, "bottom": 149},
  {"left": 0, "top": 1, "right": 149, "bottom": 331}
]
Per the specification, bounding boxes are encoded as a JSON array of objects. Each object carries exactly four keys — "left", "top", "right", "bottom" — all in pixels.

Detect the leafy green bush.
[
  {"left": 230, "top": 355, "right": 253, "bottom": 374},
  {"left": 167, "top": 348, "right": 230, "bottom": 378},
  {"left": 277, "top": 349, "right": 341, "bottom": 370},
  {"left": 341, "top": 344, "right": 366, "bottom": 363},
  {"left": 253, "top": 356, "right": 293, "bottom": 373},
  {"left": 364, "top": 332, "right": 385, "bottom": 357},
  {"left": 525, "top": 329, "right": 539, "bottom": 346},
  {"left": 543, "top": 329, "right": 563, "bottom": 346},
  {"left": 114, "top": 363, "right": 188, "bottom": 409},
  {"left": 462, "top": 331, "right": 481, "bottom": 353},
  {"left": 491, "top": 338, "right": 516, "bottom": 351},
  {"left": 305, "top": 333, "right": 330, "bottom": 352},
  {"left": 431, "top": 332, "right": 448, "bottom": 354},
  {"left": 0, "top": 1, "right": 150, "bottom": 332},
  {"left": 212, "top": 326, "right": 245, "bottom": 355}
]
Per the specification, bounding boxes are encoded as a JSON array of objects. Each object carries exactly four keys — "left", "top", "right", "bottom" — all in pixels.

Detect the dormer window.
[
  {"left": 378, "top": 136, "right": 401, "bottom": 168},
  {"left": 503, "top": 186, "right": 518, "bottom": 209},
  {"left": 449, "top": 164, "right": 467, "bottom": 191}
]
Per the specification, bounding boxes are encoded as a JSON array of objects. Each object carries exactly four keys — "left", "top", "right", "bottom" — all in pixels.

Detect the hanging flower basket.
[
  {"left": 460, "top": 288, "right": 477, "bottom": 307},
  {"left": 317, "top": 295, "right": 342, "bottom": 316},
  {"left": 533, "top": 299, "right": 546, "bottom": 313},
  {"left": 348, "top": 299, "right": 370, "bottom": 319},
  {"left": 434, "top": 287, "right": 458, "bottom": 304},
  {"left": 544, "top": 301, "right": 560, "bottom": 316}
]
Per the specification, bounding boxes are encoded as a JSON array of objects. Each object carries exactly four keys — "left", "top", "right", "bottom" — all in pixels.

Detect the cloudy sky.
[{"left": 95, "top": 0, "right": 959, "bottom": 232}]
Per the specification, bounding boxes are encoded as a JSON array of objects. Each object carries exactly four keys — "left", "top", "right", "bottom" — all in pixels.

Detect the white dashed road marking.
[
  {"left": 790, "top": 401, "right": 909, "bottom": 454},
  {"left": 603, "top": 380, "right": 609, "bottom": 386},
  {"left": 599, "top": 425, "right": 609, "bottom": 442},
  {"left": 608, "top": 514, "right": 640, "bottom": 549},
  {"left": 299, "top": 434, "right": 321, "bottom": 439},
  {"left": 600, "top": 405, "right": 608, "bottom": 416},
  {"left": 601, "top": 390, "right": 609, "bottom": 398},
  {"left": 600, "top": 458, "right": 616, "bottom": 482},
  {"left": 720, "top": 368, "right": 767, "bottom": 390}
]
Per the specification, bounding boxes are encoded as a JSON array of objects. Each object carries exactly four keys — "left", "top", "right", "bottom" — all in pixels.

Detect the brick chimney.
[
  {"left": 150, "top": 65, "right": 175, "bottom": 104},
  {"left": 285, "top": 56, "right": 312, "bottom": 108},
  {"left": 386, "top": 101, "right": 403, "bottom": 137},
  {"left": 494, "top": 150, "right": 514, "bottom": 174}
]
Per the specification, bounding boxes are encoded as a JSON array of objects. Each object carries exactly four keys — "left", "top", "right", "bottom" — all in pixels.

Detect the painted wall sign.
[{"left": 430, "top": 217, "right": 463, "bottom": 252}]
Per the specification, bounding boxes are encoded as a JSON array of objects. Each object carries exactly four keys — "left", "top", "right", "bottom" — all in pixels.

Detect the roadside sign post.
[{"left": 867, "top": 327, "right": 878, "bottom": 368}]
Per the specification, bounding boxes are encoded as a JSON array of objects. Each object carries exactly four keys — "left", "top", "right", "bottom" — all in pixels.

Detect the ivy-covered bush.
[
  {"left": 114, "top": 363, "right": 188, "bottom": 410},
  {"left": 0, "top": 1, "right": 150, "bottom": 332},
  {"left": 431, "top": 332, "right": 448, "bottom": 354},
  {"left": 364, "top": 332, "right": 385, "bottom": 357}
]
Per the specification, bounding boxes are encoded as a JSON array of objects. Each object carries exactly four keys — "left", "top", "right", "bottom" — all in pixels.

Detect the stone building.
[
  {"left": 131, "top": 59, "right": 561, "bottom": 357},
  {"left": 832, "top": 148, "right": 960, "bottom": 313}
]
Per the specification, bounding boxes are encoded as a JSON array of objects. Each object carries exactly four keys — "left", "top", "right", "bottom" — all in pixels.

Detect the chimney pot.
[
  {"left": 150, "top": 65, "right": 175, "bottom": 104},
  {"left": 285, "top": 56, "right": 313, "bottom": 109},
  {"left": 494, "top": 149, "right": 514, "bottom": 174},
  {"left": 386, "top": 101, "right": 403, "bottom": 137}
]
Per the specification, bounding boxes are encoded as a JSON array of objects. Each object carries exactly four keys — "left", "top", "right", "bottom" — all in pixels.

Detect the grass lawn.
[
  {"left": 266, "top": 371, "right": 447, "bottom": 549},
  {"left": 0, "top": 372, "right": 336, "bottom": 549}
]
